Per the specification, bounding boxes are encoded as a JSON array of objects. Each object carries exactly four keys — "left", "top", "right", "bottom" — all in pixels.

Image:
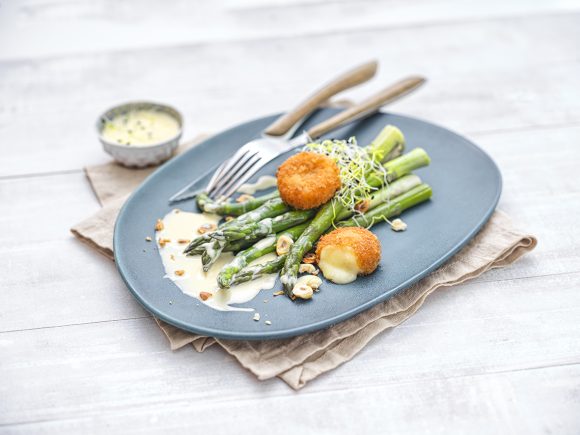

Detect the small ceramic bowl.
[{"left": 96, "top": 101, "right": 183, "bottom": 167}]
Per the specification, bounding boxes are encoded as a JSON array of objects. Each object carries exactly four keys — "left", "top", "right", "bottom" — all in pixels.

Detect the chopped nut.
[
  {"left": 236, "top": 194, "right": 255, "bottom": 203},
  {"left": 159, "top": 238, "right": 171, "bottom": 247},
  {"left": 355, "top": 198, "right": 371, "bottom": 213},
  {"left": 276, "top": 235, "right": 294, "bottom": 256},
  {"left": 273, "top": 290, "right": 285, "bottom": 297},
  {"left": 265, "top": 320, "right": 272, "bottom": 326},
  {"left": 253, "top": 312, "right": 261, "bottom": 321},
  {"left": 173, "top": 209, "right": 181, "bottom": 214},
  {"left": 145, "top": 236, "right": 152, "bottom": 242},
  {"left": 299, "top": 263, "right": 318, "bottom": 275},
  {"left": 391, "top": 218, "right": 408, "bottom": 232},
  {"left": 197, "top": 222, "right": 217, "bottom": 234},
  {"left": 302, "top": 275, "right": 322, "bottom": 289},
  {"left": 170, "top": 254, "right": 175, "bottom": 261},
  {"left": 292, "top": 284, "right": 314, "bottom": 300},
  {"left": 225, "top": 216, "right": 235, "bottom": 222},
  {"left": 155, "top": 219, "right": 164, "bottom": 231},
  {"left": 177, "top": 239, "right": 191, "bottom": 244},
  {"left": 302, "top": 253, "right": 317, "bottom": 264},
  {"left": 174, "top": 270, "right": 185, "bottom": 276},
  {"left": 199, "top": 291, "right": 213, "bottom": 301}
]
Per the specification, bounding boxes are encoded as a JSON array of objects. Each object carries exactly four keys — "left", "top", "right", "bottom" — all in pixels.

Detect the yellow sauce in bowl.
[{"left": 101, "top": 109, "right": 180, "bottom": 147}]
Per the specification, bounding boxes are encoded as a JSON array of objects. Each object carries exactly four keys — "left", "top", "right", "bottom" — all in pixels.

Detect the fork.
[{"left": 204, "top": 75, "right": 426, "bottom": 200}]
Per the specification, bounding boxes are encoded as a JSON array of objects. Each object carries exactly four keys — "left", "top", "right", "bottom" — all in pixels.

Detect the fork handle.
[
  {"left": 264, "top": 60, "right": 378, "bottom": 137},
  {"left": 306, "top": 76, "right": 426, "bottom": 140}
]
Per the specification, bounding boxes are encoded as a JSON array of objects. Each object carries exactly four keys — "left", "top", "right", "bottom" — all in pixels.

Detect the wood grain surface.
[{"left": 1, "top": 1, "right": 579, "bottom": 433}]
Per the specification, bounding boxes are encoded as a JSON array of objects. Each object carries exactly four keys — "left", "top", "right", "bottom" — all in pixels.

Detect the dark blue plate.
[{"left": 114, "top": 109, "right": 501, "bottom": 340}]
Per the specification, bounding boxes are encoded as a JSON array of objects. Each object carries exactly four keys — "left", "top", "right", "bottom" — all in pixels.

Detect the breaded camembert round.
[
  {"left": 277, "top": 152, "right": 341, "bottom": 210},
  {"left": 315, "top": 227, "right": 381, "bottom": 284}
]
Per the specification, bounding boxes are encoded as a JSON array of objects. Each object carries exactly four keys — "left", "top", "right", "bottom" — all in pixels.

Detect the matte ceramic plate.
[{"left": 114, "top": 109, "right": 501, "bottom": 340}]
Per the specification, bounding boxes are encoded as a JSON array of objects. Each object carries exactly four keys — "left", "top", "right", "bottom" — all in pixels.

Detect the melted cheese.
[
  {"left": 156, "top": 209, "right": 277, "bottom": 311},
  {"left": 317, "top": 245, "right": 361, "bottom": 284}
]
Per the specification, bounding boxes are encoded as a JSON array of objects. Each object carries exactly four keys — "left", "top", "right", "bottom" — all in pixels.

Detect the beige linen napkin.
[{"left": 71, "top": 138, "right": 537, "bottom": 390}]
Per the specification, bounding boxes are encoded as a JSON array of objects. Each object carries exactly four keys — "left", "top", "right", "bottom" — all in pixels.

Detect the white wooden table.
[{"left": 1, "top": 1, "right": 579, "bottom": 433}]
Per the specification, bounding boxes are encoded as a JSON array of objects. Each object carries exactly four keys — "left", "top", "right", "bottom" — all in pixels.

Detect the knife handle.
[
  {"left": 306, "top": 76, "right": 426, "bottom": 140},
  {"left": 264, "top": 60, "right": 378, "bottom": 137}
]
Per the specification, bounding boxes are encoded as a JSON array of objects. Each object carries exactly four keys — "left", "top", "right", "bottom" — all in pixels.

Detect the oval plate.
[{"left": 114, "top": 109, "right": 501, "bottom": 340}]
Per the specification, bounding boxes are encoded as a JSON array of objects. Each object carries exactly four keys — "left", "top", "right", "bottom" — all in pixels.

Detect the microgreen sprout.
[{"left": 303, "top": 138, "right": 389, "bottom": 218}]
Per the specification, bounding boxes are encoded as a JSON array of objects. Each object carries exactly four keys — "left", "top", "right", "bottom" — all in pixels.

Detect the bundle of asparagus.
[{"left": 186, "top": 125, "right": 433, "bottom": 299}]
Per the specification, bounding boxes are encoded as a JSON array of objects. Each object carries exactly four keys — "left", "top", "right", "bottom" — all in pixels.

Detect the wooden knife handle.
[
  {"left": 306, "top": 76, "right": 426, "bottom": 140},
  {"left": 264, "top": 60, "right": 378, "bottom": 137}
]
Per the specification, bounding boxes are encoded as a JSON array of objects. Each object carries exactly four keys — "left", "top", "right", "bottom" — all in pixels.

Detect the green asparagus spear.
[
  {"left": 200, "top": 234, "right": 227, "bottom": 272},
  {"left": 221, "top": 210, "right": 314, "bottom": 242},
  {"left": 338, "top": 184, "right": 432, "bottom": 228},
  {"left": 196, "top": 192, "right": 212, "bottom": 211},
  {"left": 367, "top": 148, "right": 431, "bottom": 188},
  {"left": 184, "top": 197, "right": 290, "bottom": 254},
  {"left": 229, "top": 255, "right": 287, "bottom": 287},
  {"left": 217, "top": 222, "right": 309, "bottom": 288},
  {"left": 200, "top": 210, "right": 314, "bottom": 270},
  {"left": 334, "top": 174, "right": 422, "bottom": 221},
  {"left": 197, "top": 190, "right": 280, "bottom": 216},
  {"left": 367, "top": 125, "right": 406, "bottom": 163}
]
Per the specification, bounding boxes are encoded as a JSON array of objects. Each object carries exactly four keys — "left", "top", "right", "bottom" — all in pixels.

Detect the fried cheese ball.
[
  {"left": 276, "top": 152, "right": 341, "bottom": 210},
  {"left": 315, "top": 227, "right": 381, "bottom": 284}
]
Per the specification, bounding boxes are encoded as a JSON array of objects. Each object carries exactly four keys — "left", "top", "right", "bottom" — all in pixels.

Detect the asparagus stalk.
[
  {"left": 220, "top": 210, "right": 314, "bottom": 242},
  {"left": 197, "top": 190, "right": 280, "bottom": 216},
  {"left": 229, "top": 255, "right": 287, "bottom": 287},
  {"left": 200, "top": 210, "right": 314, "bottom": 271},
  {"left": 367, "top": 125, "right": 406, "bottom": 163},
  {"left": 217, "top": 222, "right": 309, "bottom": 288},
  {"left": 279, "top": 149, "right": 430, "bottom": 296},
  {"left": 367, "top": 148, "right": 431, "bottom": 188},
  {"left": 337, "top": 184, "right": 433, "bottom": 228},
  {"left": 184, "top": 197, "right": 290, "bottom": 254},
  {"left": 200, "top": 234, "right": 227, "bottom": 272},
  {"left": 334, "top": 174, "right": 422, "bottom": 221},
  {"left": 230, "top": 184, "right": 432, "bottom": 287}
]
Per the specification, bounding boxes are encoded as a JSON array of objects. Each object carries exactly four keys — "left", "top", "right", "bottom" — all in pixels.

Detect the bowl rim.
[{"left": 96, "top": 101, "right": 183, "bottom": 150}]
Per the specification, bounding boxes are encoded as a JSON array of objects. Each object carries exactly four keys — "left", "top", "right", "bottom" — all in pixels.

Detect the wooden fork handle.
[
  {"left": 263, "top": 60, "right": 378, "bottom": 137},
  {"left": 306, "top": 76, "right": 426, "bottom": 140}
]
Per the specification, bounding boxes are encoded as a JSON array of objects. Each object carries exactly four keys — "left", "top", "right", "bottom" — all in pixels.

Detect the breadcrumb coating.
[
  {"left": 316, "top": 227, "right": 381, "bottom": 275},
  {"left": 276, "top": 152, "right": 341, "bottom": 210}
]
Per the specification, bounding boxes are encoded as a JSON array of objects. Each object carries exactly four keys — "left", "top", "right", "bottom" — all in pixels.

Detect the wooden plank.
[
  {"left": 1, "top": 13, "right": 580, "bottom": 176},
  {"left": 1, "top": 0, "right": 578, "bottom": 61},
  {"left": 469, "top": 124, "right": 580, "bottom": 282},
  {"left": 0, "top": 173, "right": 149, "bottom": 331},
  {"left": 0, "top": 124, "right": 578, "bottom": 331},
  {"left": 3, "top": 365, "right": 580, "bottom": 434},
  {"left": 0, "top": 272, "right": 579, "bottom": 430}
]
